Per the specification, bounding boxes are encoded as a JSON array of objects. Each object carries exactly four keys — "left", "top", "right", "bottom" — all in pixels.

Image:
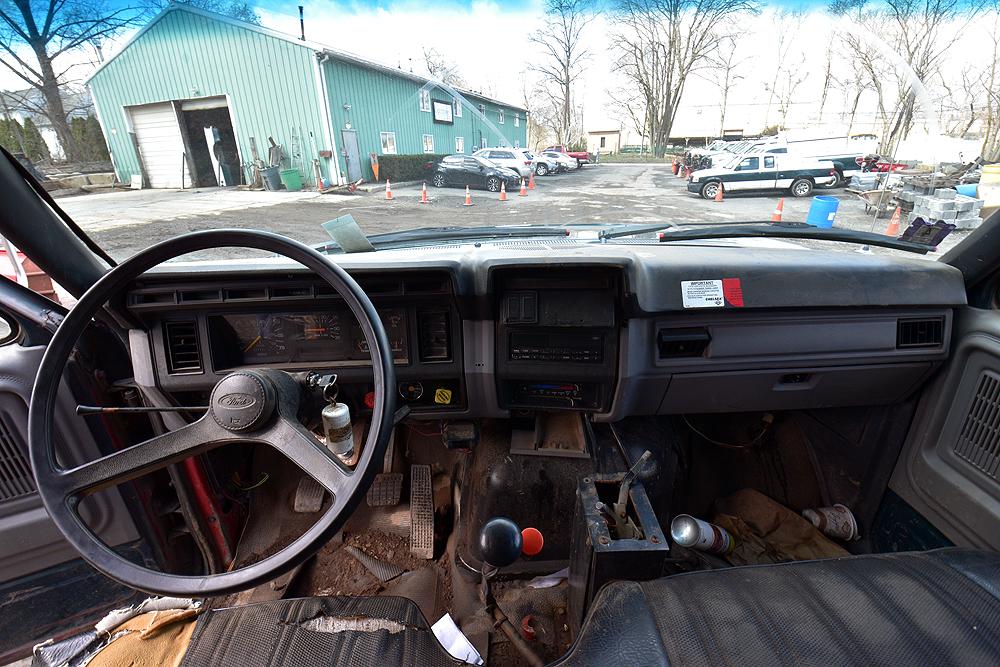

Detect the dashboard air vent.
[
  {"left": 657, "top": 327, "right": 711, "bottom": 358},
  {"left": 897, "top": 317, "right": 944, "bottom": 349},
  {"left": 0, "top": 413, "right": 35, "bottom": 503},
  {"left": 164, "top": 320, "right": 203, "bottom": 373},
  {"left": 418, "top": 311, "right": 451, "bottom": 361},
  {"left": 954, "top": 370, "right": 1000, "bottom": 480}
]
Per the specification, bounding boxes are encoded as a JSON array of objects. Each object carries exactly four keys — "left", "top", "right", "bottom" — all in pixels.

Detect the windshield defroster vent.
[
  {"left": 954, "top": 370, "right": 1000, "bottom": 481},
  {"left": 165, "top": 320, "right": 203, "bottom": 373},
  {"left": 897, "top": 318, "right": 944, "bottom": 348}
]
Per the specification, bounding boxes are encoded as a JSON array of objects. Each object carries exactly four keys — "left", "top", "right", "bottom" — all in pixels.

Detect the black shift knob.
[{"left": 479, "top": 517, "right": 523, "bottom": 568}]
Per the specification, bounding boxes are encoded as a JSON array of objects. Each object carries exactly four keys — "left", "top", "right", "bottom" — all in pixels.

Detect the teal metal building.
[{"left": 87, "top": 4, "right": 528, "bottom": 188}]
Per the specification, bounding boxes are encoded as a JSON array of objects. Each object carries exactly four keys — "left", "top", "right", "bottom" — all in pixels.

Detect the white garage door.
[{"left": 129, "top": 103, "right": 187, "bottom": 188}]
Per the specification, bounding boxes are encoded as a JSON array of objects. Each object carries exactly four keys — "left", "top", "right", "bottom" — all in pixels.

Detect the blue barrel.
[{"left": 806, "top": 195, "right": 839, "bottom": 228}]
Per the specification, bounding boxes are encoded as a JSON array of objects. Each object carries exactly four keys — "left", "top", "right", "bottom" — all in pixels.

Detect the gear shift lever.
[
  {"left": 476, "top": 517, "right": 543, "bottom": 667},
  {"left": 478, "top": 517, "right": 523, "bottom": 569}
]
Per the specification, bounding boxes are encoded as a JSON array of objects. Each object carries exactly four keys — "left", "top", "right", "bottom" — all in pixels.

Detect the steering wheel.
[{"left": 28, "top": 230, "right": 396, "bottom": 597}]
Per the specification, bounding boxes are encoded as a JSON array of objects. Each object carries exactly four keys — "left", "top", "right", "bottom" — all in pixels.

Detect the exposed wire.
[
  {"left": 681, "top": 414, "right": 772, "bottom": 450},
  {"left": 232, "top": 472, "right": 269, "bottom": 491}
]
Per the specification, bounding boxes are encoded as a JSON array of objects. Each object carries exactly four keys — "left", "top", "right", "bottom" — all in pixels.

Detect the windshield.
[{"left": 0, "top": 0, "right": 992, "bottom": 262}]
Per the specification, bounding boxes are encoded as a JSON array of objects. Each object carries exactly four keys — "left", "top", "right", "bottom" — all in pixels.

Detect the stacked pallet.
[{"left": 896, "top": 184, "right": 984, "bottom": 230}]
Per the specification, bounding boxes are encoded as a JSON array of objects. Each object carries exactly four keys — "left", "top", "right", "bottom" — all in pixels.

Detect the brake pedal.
[
  {"left": 409, "top": 464, "right": 434, "bottom": 559},
  {"left": 367, "top": 429, "right": 402, "bottom": 507}
]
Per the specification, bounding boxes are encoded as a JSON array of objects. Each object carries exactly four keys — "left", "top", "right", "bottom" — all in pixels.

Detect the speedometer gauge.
[{"left": 232, "top": 315, "right": 287, "bottom": 362}]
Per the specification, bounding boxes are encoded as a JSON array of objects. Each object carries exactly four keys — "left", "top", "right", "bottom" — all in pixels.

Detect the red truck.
[{"left": 544, "top": 145, "right": 590, "bottom": 165}]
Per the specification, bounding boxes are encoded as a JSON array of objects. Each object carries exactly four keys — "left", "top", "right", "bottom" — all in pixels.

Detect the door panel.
[
  {"left": 0, "top": 341, "right": 137, "bottom": 580},
  {"left": 890, "top": 307, "right": 1000, "bottom": 549}
]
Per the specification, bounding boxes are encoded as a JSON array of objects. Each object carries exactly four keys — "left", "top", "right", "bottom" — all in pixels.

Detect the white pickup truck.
[{"left": 687, "top": 152, "right": 837, "bottom": 199}]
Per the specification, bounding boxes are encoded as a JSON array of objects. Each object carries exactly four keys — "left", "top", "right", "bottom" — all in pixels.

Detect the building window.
[
  {"left": 419, "top": 89, "right": 431, "bottom": 112},
  {"left": 498, "top": 110, "right": 505, "bottom": 124},
  {"left": 423, "top": 134, "right": 434, "bottom": 153},
  {"left": 478, "top": 104, "right": 486, "bottom": 116},
  {"left": 453, "top": 98, "right": 462, "bottom": 118},
  {"left": 481, "top": 136, "right": 487, "bottom": 149},
  {"left": 455, "top": 136, "right": 464, "bottom": 153},
  {"left": 514, "top": 139, "right": 520, "bottom": 148},
  {"left": 600, "top": 136, "right": 606, "bottom": 148},
  {"left": 514, "top": 114, "right": 520, "bottom": 127},
  {"left": 380, "top": 131, "right": 397, "bottom": 155}
]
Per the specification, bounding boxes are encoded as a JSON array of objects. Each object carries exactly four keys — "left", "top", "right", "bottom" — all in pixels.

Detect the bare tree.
[
  {"left": 704, "top": 34, "right": 749, "bottom": 135},
  {"left": 146, "top": 0, "right": 260, "bottom": 24},
  {"left": 980, "top": 9, "right": 1000, "bottom": 160},
  {"left": 610, "top": 0, "right": 756, "bottom": 157},
  {"left": 831, "top": 0, "right": 975, "bottom": 153},
  {"left": 0, "top": 0, "right": 143, "bottom": 161},
  {"left": 607, "top": 85, "right": 647, "bottom": 149},
  {"left": 761, "top": 9, "right": 803, "bottom": 129},
  {"left": 816, "top": 35, "right": 838, "bottom": 123},
  {"left": 422, "top": 47, "right": 466, "bottom": 88},
  {"left": 530, "top": 0, "right": 593, "bottom": 146}
]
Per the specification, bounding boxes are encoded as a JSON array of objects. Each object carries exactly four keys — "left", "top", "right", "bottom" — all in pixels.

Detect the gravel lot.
[{"left": 58, "top": 163, "right": 973, "bottom": 261}]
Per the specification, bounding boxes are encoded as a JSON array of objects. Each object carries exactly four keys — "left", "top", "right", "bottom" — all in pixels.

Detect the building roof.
[
  {"left": 86, "top": 3, "right": 526, "bottom": 112},
  {"left": 588, "top": 130, "right": 621, "bottom": 135}
]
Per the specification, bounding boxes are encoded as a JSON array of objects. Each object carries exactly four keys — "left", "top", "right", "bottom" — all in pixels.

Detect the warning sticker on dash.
[{"left": 681, "top": 278, "right": 745, "bottom": 308}]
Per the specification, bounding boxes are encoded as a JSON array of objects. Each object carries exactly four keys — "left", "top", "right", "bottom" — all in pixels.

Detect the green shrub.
[
  {"left": 71, "top": 115, "right": 110, "bottom": 161},
  {"left": 377, "top": 153, "right": 449, "bottom": 182},
  {"left": 22, "top": 118, "right": 49, "bottom": 163}
]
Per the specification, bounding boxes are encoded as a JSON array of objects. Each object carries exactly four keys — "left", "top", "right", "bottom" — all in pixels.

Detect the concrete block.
[
  {"left": 934, "top": 188, "right": 957, "bottom": 199},
  {"left": 954, "top": 216, "right": 982, "bottom": 230}
]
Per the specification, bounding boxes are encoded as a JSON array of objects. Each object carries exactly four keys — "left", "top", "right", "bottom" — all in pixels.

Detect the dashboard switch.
[{"left": 398, "top": 381, "right": 424, "bottom": 401}]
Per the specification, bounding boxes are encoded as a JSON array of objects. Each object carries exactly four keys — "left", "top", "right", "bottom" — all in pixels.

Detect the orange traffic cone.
[
  {"left": 771, "top": 198, "right": 784, "bottom": 222},
  {"left": 385, "top": 179, "right": 393, "bottom": 200},
  {"left": 499, "top": 181, "right": 507, "bottom": 202},
  {"left": 519, "top": 179, "right": 527, "bottom": 197},
  {"left": 419, "top": 182, "right": 429, "bottom": 204},
  {"left": 714, "top": 182, "right": 724, "bottom": 203},
  {"left": 528, "top": 172, "right": 536, "bottom": 190},
  {"left": 885, "top": 206, "right": 902, "bottom": 237},
  {"left": 463, "top": 185, "right": 473, "bottom": 206}
]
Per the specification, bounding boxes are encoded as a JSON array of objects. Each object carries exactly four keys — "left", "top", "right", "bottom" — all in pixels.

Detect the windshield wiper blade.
[
  {"left": 316, "top": 225, "right": 569, "bottom": 253},
  {"left": 652, "top": 222, "right": 931, "bottom": 254}
]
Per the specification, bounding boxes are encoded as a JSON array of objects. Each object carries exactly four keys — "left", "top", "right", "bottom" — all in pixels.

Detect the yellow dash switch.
[{"left": 434, "top": 388, "right": 453, "bottom": 405}]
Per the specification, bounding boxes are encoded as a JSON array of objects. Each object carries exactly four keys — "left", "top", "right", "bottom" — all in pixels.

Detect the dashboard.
[{"left": 125, "top": 241, "right": 968, "bottom": 419}]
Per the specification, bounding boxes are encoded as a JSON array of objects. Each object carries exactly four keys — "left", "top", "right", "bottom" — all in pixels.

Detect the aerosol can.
[{"left": 670, "top": 514, "right": 736, "bottom": 555}]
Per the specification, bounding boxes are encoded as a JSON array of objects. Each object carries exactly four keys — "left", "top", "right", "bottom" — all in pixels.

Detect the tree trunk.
[{"left": 32, "top": 43, "right": 80, "bottom": 162}]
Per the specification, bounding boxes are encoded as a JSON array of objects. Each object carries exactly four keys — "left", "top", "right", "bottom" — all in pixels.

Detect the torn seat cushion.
[
  {"left": 557, "top": 548, "right": 1000, "bottom": 666},
  {"left": 178, "top": 596, "right": 462, "bottom": 666}
]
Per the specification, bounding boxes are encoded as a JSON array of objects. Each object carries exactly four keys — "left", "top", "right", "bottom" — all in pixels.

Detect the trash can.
[
  {"left": 806, "top": 195, "right": 839, "bottom": 229},
  {"left": 279, "top": 169, "right": 303, "bottom": 192},
  {"left": 261, "top": 166, "right": 282, "bottom": 191}
]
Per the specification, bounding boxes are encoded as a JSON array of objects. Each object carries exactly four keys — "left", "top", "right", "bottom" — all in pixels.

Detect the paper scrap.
[
  {"left": 431, "top": 613, "right": 483, "bottom": 665},
  {"left": 528, "top": 567, "right": 569, "bottom": 589}
]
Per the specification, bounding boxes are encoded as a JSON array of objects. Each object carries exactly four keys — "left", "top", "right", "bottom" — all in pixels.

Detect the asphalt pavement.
[{"left": 57, "top": 163, "right": 972, "bottom": 261}]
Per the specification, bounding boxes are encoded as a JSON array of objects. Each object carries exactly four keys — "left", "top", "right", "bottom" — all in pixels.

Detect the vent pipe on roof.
[{"left": 298, "top": 6, "right": 305, "bottom": 41}]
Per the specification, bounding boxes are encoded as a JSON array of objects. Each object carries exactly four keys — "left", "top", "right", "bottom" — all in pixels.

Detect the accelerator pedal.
[{"left": 409, "top": 464, "right": 434, "bottom": 559}]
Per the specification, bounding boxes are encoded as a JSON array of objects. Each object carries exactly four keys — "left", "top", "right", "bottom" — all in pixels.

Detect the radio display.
[{"left": 208, "top": 309, "right": 408, "bottom": 369}]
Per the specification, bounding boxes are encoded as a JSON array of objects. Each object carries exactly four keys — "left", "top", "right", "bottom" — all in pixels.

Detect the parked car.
[
  {"left": 431, "top": 155, "right": 521, "bottom": 191},
  {"left": 527, "top": 151, "right": 561, "bottom": 176},
  {"left": 538, "top": 150, "right": 578, "bottom": 172},
  {"left": 473, "top": 148, "right": 533, "bottom": 178},
  {"left": 544, "top": 144, "right": 590, "bottom": 165},
  {"left": 687, "top": 152, "right": 837, "bottom": 199}
]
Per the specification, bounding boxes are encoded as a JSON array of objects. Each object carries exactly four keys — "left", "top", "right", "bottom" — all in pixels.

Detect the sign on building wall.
[{"left": 432, "top": 100, "right": 453, "bottom": 124}]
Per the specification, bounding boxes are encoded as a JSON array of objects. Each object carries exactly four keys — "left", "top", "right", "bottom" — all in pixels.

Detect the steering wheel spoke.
[
  {"left": 266, "top": 416, "right": 352, "bottom": 497},
  {"left": 56, "top": 418, "right": 218, "bottom": 498}
]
